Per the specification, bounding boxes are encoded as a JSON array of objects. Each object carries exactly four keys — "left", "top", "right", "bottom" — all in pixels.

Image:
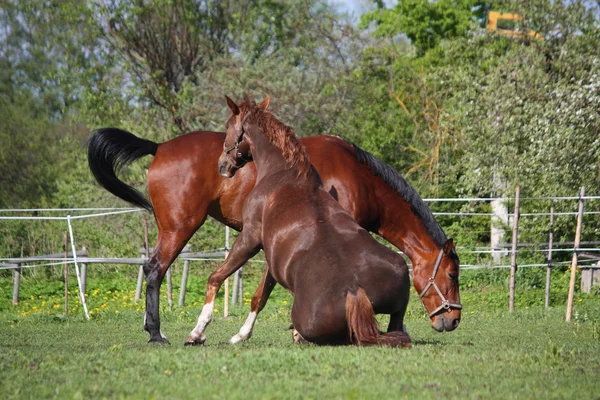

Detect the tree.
[
  {"left": 93, "top": 0, "right": 358, "bottom": 135},
  {"left": 360, "top": 0, "right": 485, "bottom": 55}
]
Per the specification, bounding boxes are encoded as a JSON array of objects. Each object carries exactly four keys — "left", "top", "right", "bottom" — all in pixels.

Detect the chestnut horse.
[
  {"left": 87, "top": 108, "right": 461, "bottom": 344},
  {"left": 185, "top": 97, "right": 412, "bottom": 347}
]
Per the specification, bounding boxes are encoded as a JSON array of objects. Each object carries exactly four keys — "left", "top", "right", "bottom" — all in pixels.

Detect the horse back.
[{"left": 301, "top": 136, "right": 382, "bottom": 231}]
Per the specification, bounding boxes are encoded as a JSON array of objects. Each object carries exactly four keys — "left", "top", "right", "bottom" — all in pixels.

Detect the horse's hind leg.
[
  {"left": 230, "top": 267, "right": 277, "bottom": 344},
  {"left": 144, "top": 230, "right": 194, "bottom": 343}
]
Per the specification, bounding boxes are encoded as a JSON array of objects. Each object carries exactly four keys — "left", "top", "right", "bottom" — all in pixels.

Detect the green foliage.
[
  {"left": 443, "top": 36, "right": 600, "bottom": 198},
  {"left": 360, "top": 0, "right": 483, "bottom": 55},
  {"left": 0, "top": 99, "right": 58, "bottom": 208}
]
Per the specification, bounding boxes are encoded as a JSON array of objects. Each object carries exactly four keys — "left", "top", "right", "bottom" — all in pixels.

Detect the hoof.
[
  {"left": 148, "top": 336, "right": 170, "bottom": 345},
  {"left": 385, "top": 331, "right": 411, "bottom": 348},
  {"left": 184, "top": 334, "right": 206, "bottom": 346},
  {"left": 292, "top": 329, "right": 309, "bottom": 344},
  {"left": 229, "top": 333, "right": 251, "bottom": 344}
]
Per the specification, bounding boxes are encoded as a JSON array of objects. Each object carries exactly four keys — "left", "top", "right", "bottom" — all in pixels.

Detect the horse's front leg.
[
  {"left": 185, "top": 230, "right": 261, "bottom": 346},
  {"left": 230, "top": 266, "right": 277, "bottom": 344}
]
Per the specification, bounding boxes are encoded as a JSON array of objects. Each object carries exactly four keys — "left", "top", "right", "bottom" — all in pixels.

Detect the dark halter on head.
[{"left": 419, "top": 249, "right": 463, "bottom": 317}]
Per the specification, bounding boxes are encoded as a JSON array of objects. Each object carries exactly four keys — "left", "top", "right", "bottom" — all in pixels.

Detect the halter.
[
  {"left": 223, "top": 141, "right": 240, "bottom": 154},
  {"left": 223, "top": 112, "right": 252, "bottom": 165},
  {"left": 418, "top": 249, "right": 463, "bottom": 317}
]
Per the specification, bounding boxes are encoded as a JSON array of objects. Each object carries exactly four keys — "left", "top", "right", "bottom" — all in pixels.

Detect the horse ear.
[
  {"left": 257, "top": 95, "right": 270, "bottom": 111},
  {"left": 443, "top": 239, "right": 455, "bottom": 255},
  {"left": 225, "top": 96, "right": 240, "bottom": 115}
]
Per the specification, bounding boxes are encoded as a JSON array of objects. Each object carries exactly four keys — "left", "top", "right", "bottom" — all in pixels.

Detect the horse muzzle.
[
  {"left": 431, "top": 310, "right": 461, "bottom": 332},
  {"left": 218, "top": 154, "right": 235, "bottom": 178}
]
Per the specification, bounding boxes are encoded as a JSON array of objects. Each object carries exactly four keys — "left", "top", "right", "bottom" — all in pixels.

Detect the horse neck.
[
  {"left": 245, "top": 127, "right": 290, "bottom": 180},
  {"left": 376, "top": 190, "right": 445, "bottom": 275}
]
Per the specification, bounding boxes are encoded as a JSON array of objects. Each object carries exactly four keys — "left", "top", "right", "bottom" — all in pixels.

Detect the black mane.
[{"left": 350, "top": 142, "right": 448, "bottom": 248}]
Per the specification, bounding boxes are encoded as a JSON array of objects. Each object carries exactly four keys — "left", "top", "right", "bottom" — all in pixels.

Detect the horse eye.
[{"left": 448, "top": 272, "right": 458, "bottom": 281}]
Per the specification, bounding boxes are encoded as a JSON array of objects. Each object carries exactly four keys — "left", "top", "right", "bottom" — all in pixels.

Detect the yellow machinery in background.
[{"left": 487, "top": 11, "right": 543, "bottom": 40}]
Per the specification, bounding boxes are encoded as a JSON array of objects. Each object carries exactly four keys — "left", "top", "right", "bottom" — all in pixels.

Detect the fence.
[{"left": 1, "top": 187, "right": 599, "bottom": 320}]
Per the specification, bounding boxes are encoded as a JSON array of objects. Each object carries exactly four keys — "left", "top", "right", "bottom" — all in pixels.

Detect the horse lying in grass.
[{"left": 185, "top": 96, "right": 413, "bottom": 347}]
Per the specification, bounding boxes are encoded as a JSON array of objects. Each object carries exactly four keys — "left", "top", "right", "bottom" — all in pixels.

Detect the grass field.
[{"left": 1, "top": 276, "right": 600, "bottom": 400}]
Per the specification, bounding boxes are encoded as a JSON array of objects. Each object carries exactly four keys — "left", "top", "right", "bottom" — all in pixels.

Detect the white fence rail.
[{"left": 1, "top": 188, "right": 599, "bottom": 318}]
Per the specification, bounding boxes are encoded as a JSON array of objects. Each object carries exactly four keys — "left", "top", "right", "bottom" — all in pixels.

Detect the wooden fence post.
[
  {"left": 179, "top": 256, "right": 191, "bottom": 307},
  {"left": 135, "top": 252, "right": 145, "bottom": 303},
  {"left": 232, "top": 268, "right": 242, "bottom": 305},
  {"left": 173, "top": 245, "right": 192, "bottom": 307},
  {"left": 64, "top": 232, "right": 69, "bottom": 316},
  {"left": 566, "top": 187, "right": 585, "bottom": 322},
  {"left": 167, "top": 266, "right": 173, "bottom": 309},
  {"left": 12, "top": 264, "right": 21, "bottom": 305},
  {"left": 544, "top": 207, "right": 554, "bottom": 309},
  {"left": 135, "top": 217, "right": 150, "bottom": 303},
  {"left": 509, "top": 185, "right": 520, "bottom": 312},
  {"left": 224, "top": 226, "right": 230, "bottom": 317},
  {"left": 238, "top": 269, "right": 243, "bottom": 305}
]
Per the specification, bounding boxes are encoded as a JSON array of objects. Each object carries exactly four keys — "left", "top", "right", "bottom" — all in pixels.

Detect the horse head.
[
  {"left": 413, "top": 239, "right": 462, "bottom": 332},
  {"left": 218, "top": 95, "right": 270, "bottom": 178}
]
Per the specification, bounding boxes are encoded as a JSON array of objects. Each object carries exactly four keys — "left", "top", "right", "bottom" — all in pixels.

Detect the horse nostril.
[
  {"left": 219, "top": 164, "right": 228, "bottom": 177},
  {"left": 451, "top": 318, "right": 459, "bottom": 329}
]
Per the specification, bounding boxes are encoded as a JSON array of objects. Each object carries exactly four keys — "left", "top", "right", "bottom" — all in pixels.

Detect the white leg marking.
[
  {"left": 189, "top": 302, "right": 214, "bottom": 339},
  {"left": 230, "top": 312, "right": 257, "bottom": 344}
]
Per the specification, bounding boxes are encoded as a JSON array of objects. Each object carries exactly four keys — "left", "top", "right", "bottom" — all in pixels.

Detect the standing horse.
[
  {"left": 87, "top": 105, "right": 461, "bottom": 344},
  {"left": 185, "top": 97, "right": 412, "bottom": 347}
]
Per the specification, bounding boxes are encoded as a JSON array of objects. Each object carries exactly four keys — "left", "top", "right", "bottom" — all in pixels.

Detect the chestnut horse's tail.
[
  {"left": 87, "top": 128, "right": 159, "bottom": 211},
  {"left": 345, "top": 288, "right": 411, "bottom": 348},
  {"left": 345, "top": 288, "right": 379, "bottom": 344}
]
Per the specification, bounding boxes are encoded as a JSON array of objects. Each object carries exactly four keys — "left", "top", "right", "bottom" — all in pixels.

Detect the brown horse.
[
  {"left": 185, "top": 96, "right": 412, "bottom": 347},
  {"left": 87, "top": 108, "right": 461, "bottom": 344}
]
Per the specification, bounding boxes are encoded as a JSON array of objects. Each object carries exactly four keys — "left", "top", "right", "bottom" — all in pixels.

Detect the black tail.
[{"left": 87, "top": 128, "right": 159, "bottom": 211}]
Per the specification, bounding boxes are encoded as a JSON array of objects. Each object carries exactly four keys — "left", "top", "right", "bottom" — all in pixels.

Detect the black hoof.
[{"left": 148, "top": 337, "right": 170, "bottom": 345}]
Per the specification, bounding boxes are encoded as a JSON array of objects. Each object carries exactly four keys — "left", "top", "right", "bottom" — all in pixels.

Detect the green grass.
[
  {"left": 1, "top": 289, "right": 600, "bottom": 399},
  {"left": 1, "top": 267, "right": 599, "bottom": 399}
]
